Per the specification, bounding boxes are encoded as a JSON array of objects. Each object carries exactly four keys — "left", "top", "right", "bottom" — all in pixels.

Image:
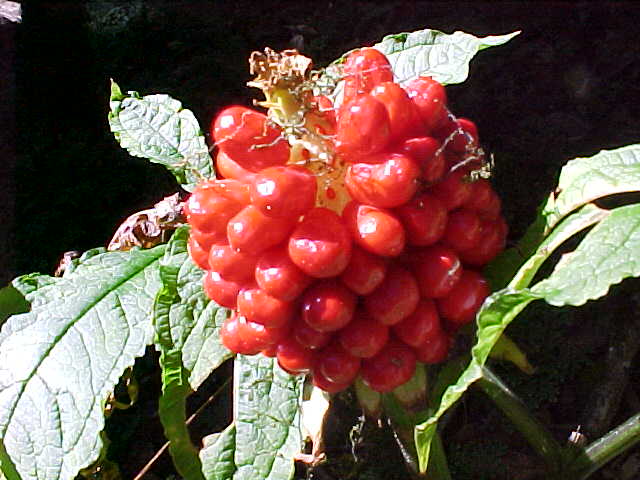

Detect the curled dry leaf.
[{"left": 108, "top": 193, "right": 184, "bottom": 251}]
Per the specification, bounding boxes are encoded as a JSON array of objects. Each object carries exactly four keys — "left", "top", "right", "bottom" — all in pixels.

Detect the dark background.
[{"left": 3, "top": 2, "right": 640, "bottom": 479}]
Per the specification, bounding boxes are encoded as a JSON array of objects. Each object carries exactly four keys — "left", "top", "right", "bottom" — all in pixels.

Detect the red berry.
[
  {"left": 464, "top": 179, "right": 501, "bottom": 220},
  {"left": 189, "top": 228, "right": 221, "bottom": 251},
  {"left": 345, "top": 153, "right": 420, "bottom": 208},
  {"left": 239, "top": 314, "right": 290, "bottom": 352},
  {"left": 254, "top": 247, "right": 312, "bottom": 301},
  {"left": 429, "top": 169, "right": 473, "bottom": 211},
  {"left": 292, "top": 320, "right": 332, "bottom": 350},
  {"left": 212, "top": 106, "right": 289, "bottom": 171},
  {"left": 361, "top": 340, "right": 417, "bottom": 392},
  {"left": 364, "top": 266, "right": 419, "bottom": 326},
  {"left": 342, "top": 47, "right": 393, "bottom": 104},
  {"left": 250, "top": 165, "right": 317, "bottom": 218},
  {"left": 215, "top": 151, "right": 257, "bottom": 183},
  {"left": 185, "top": 179, "right": 249, "bottom": 238},
  {"left": 437, "top": 270, "right": 489, "bottom": 326},
  {"left": 302, "top": 281, "right": 356, "bottom": 332},
  {"left": 227, "top": 204, "right": 296, "bottom": 255},
  {"left": 288, "top": 207, "right": 352, "bottom": 278},
  {"left": 339, "top": 310, "right": 389, "bottom": 358},
  {"left": 236, "top": 287, "right": 294, "bottom": 328},
  {"left": 336, "top": 94, "right": 391, "bottom": 159},
  {"left": 188, "top": 235, "right": 211, "bottom": 270},
  {"left": 343, "top": 201, "right": 405, "bottom": 257},
  {"left": 208, "top": 244, "right": 258, "bottom": 282},
  {"left": 220, "top": 314, "right": 253, "bottom": 354},
  {"left": 316, "top": 341, "right": 361, "bottom": 384},
  {"left": 276, "top": 338, "right": 315, "bottom": 374},
  {"left": 435, "top": 117, "right": 479, "bottom": 154},
  {"left": 403, "top": 76, "right": 448, "bottom": 132},
  {"left": 396, "top": 193, "right": 447, "bottom": 246},
  {"left": 340, "top": 246, "right": 387, "bottom": 295},
  {"left": 413, "top": 330, "right": 451, "bottom": 364},
  {"left": 312, "top": 369, "right": 351, "bottom": 393},
  {"left": 370, "top": 81, "right": 422, "bottom": 140},
  {"left": 202, "top": 270, "right": 241, "bottom": 309},
  {"left": 411, "top": 245, "right": 462, "bottom": 298},
  {"left": 392, "top": 299, "right": 441, "bottom": 348},
  {"left": 442, "top": 209, "right": 483, "bottom": 252},
  {"left": 458, "top": 218, "right": 507, "bottom": 267},
  {"left": 400, "top": 136, "right": 447, "bottom": 183}
]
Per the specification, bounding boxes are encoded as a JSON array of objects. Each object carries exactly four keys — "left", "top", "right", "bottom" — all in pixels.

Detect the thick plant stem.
[
  {"left": 478, "top": 366, "right": 562, "bottom": 470},
  {"left": 566, "top": 412, "right": 640, "bottom": 480}
]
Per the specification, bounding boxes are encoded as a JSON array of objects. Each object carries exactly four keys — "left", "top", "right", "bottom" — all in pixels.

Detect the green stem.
[
  {"left": 565, "top": 412, "right": 640, "bottom": 479},
  {"left": 478, "top": 366, "right": 563, "bottom": 470}
]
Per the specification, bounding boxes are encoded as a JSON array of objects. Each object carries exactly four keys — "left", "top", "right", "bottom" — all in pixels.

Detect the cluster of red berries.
[{"left": 185, "top": 47, "right": 507, "bottom": 393}]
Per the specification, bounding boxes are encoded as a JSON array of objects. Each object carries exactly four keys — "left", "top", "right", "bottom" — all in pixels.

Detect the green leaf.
[
  {"left": 0, "top": 286, "right": 29, "bottom": 328},
  {"left": 486, "top": 144, "right": 640, "bottom": 289},
  {"left": 544, "top": 144, "right": 640, "bottom": 229},
  {"left": 414, "top": 290, "right": 538, "bottom": 473},
  {"left": 233, "top": 355, "right": 303, "bottom": 480},
  {"left": 533, "top": 204, "right": 640, "bottom": 306},
  {"left": 108, "top": 80, "right": 214, "bottom": 191},
  {"left": 0, "top": 246, "right": 165, "bottom": 480},
  {"left": 154, "top": 227, "right": 232, "bottom": 480},
  {"left": 374, "top": 29, "right": 520, "bottom": 85},
  {"left": 200, "top": 425, "right": 237, "bottom": 480}
]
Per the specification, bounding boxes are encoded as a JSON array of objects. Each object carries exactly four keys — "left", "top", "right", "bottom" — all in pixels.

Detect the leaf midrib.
[{"left": 1, "top": 249, "right": 163, "bottom": 443}]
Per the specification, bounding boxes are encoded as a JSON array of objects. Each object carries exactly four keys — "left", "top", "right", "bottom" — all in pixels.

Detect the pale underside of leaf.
[
  {"left": 374, "top": 29, "right": 520, "bottom": 85},
  {"left": 108, "top": 81, "right": 214, "bottom": 191},
  {"left": 0, "top": 246, "right": 164, "bottom": 480},
  {"left": 533, "top": 204, "right": 640, "bottom": 306}
]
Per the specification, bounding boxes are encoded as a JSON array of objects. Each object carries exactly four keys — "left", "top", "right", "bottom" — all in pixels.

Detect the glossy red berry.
[
  {"left": 464, "top": 179, "right": 502, "bottom": 220},
  {"left": 316, "top": 341, "right": 361, "bottom": 384},
  {"left": 364, "top": 266, "right": 419, "bottom": 326},
  {"left": 215, "top": 151, "right": 257, "bottom": 183},
  {"left": 442, "top": 209, "right": 483, "bottom": 252},
  {"left": 288, "top": 207, "right": 352, "bottom": 278},
  {"left": 343, "top": 202, "right": 405, "bottom": 257},
  {"left": 342, "top": 47, "right": 393, "bottom": 104},
  {"left": 250, "top": 165, "right": 317, "bottom": 218},
  {"left": 370, "top": 81, "right": 422, "bottom": 140},
  {"left": 227, "top": 205, "right": 296, "bottom": 255},
  {"left": 400, "top": 136, "right": 447, "bottom": 183},
  {"left": 403, "top": 76, "right": 448, "bottom": 132},
  {"left": 361, "top": 340, "right": 417, "bottom": 392},
  {"left": 437, "top": 270, "right": 489, "bottom": 326},
  {"left": 458, "top": 218, "right": 508, "bottom": 267},
  {"left": 338, "top": 310, "right": 389, "bottom": 358},
  {"left": 188, "top": 235, "right": 211, "bottom": 270},
  {"left": 236, "top": 287, "right": 294, "bottom": 328},
  {"left": 312, "top": 369, "right": 351, "bottom": 393},
  {"left": 208, "top": 244, "right": 258, "bottom": 283},
  {"left": 411, "top": 245, "right": 462, "bottom": 298},
  {"left": 185, "top": 179, "right": 249, "bottom": 238},
  {"left": 254, "top": 247, "right": 312, "bottom": 301},
  {"left": 203, "top": 270, "right": 241, "bottom": 309},
  {"left": 292, "top": 320, "right": 332, "bottom": 350},
  {"left": 276, "top": 338, "right": 315, "bottom": 374},
  {"left": 335, "top": 94, "right": 391, "bottom": 159},
  {"left": 339, "top": 246, "right": 387, "bottom": 295},
  {"left": 345, "top": 153, "right": 420, "bottom": 208},
  {"left": 413, "top": 329, "right": 451, "bottom": 364},
  {"left": 302, "top": 281, "right": 356, "bottom": 332},
  {"left": 212, "top": 106, "right": 289, "bottom": 171},
  {"left": 396, "top": 193, "right": 448, "bottom": 246},
  {"left": 392, "top": 299, "right": 441, "bottom": 348},
  {"left": 435, "top": 117, "right": 479, "bottom": 154},
  {"left": 429, "top": 169, "right": 473, "bottom": 211}
]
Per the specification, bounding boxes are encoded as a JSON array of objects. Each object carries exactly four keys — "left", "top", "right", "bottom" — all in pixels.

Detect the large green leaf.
[
  {"left": 533, "top": 204, "right": 640, "bottom": 306},
  {"left": 154, "top": 227, "right": 232, "bottom": 480},
  {"left": 374, "top": 29, "right": 520, "bottom": 85},
  {"left": 487, "top": 144, "right": 640, "bottom": 288},
  {"left": 200, "top": 355, "right": 304, "bottom": 480},
  {"left": 0, "top": 246, "right": 165, "bottom": 480},
  {"left": 414, "top": 290, "right": 538, "bottom": 472},
  {"left": 108, "top": 80, "right": 214, "bottom": 191}
]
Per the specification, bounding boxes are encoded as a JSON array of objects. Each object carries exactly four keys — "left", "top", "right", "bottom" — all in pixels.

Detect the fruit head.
[{"left": 188, "top": 47, "right": 506, "bottom": 394}]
